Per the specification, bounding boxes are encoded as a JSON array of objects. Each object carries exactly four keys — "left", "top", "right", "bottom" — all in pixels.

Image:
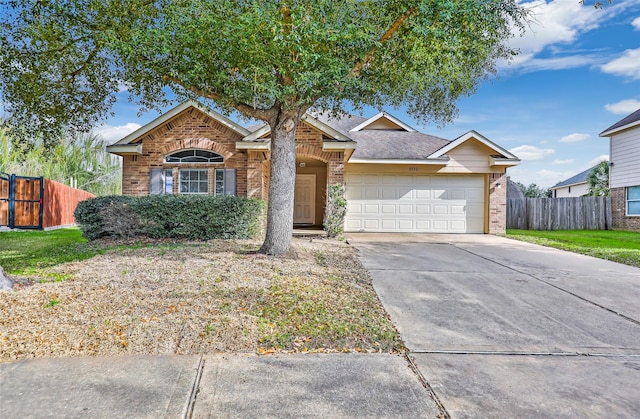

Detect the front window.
[
  {"left": 179, "top": 169, "right": 209, "bottom": 194},
  {"left": 165, "top": 149, "right": 223, "bottom": 163},
  {"left": 627, "top": 186, "right": 640, "bottom": 216}
]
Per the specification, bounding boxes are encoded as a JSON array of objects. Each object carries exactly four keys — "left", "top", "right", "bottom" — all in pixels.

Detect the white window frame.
[
  {"left": 164, "top": 149, "right": 224, "bottom": 164},
  {"left": 179, "top": 169, "right": 209, "bottom": 194},
  {"left": 627, "top": 186, "right": 640, "bottom": 216}
]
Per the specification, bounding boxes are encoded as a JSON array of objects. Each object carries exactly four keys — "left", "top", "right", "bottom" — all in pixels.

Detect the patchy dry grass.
[{"left": 0, "top": 238, "right": 403, "bottom": 362}]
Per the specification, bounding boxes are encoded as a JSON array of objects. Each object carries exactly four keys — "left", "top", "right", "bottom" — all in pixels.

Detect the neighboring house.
[
  {"left": 107, "top": 101, "right": 520, "bottom": 234},
  {"left": 600, "top": 108, "right": 640, "bottom": 231},
  {"left": 550, "top": 165, "right": 596, "bottom": 198}
]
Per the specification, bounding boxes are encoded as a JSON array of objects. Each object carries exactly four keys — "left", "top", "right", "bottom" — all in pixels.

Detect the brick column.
[
  {"left": 247, "top": 151, "right": 266, "bottom": 199},
  {"left": 327, "top": 152, "right": 344, "bottom": 185},
  {"left": 488, "top": 172, "right": 507, "bottom": 234}
]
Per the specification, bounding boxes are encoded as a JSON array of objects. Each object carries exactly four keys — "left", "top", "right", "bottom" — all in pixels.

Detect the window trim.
[
  {"left": 178, "top": 168, "right": 209, "bottom": 195},
  {"left": 164, "top": 149, "right": 224, "bottom": 164},
  {"left": 626, "top": 186, "right": 640, "bottom": 216}
]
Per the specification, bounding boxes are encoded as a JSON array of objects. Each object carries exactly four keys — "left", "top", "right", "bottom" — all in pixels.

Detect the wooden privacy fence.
[
  {"left": 507, "top": 197, "right": 612, "bottom": 230},
  {"left": 0, "top": 173, "right": 95, "bottom": 229}
]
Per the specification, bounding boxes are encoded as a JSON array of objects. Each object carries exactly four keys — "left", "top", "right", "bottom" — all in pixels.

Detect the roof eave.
[
  {"left": 347, "top": 157, "right": 449, "bottom": 165},
  {"left": 599, "top": 120, "right": 640, "bottom": 137},
  {"left": 235, "top": 142, "right": 270, "bottom": 150},
  {"left": 490, "top": 157, "right": 521, "bottom": 167},
  {"left": 322, "top": 141, "right": 356, "bottom": 151},
  {"left": 106, "top": 144, "right": 142, "bottom": 155},
  {"left": 550, "top": 181, "right": 588, "bottom": 190}
]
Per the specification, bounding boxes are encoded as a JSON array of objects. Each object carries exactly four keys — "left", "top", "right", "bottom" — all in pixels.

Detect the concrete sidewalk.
[{"left": 0, "top": 353, "right": 440, "bottom": 418}]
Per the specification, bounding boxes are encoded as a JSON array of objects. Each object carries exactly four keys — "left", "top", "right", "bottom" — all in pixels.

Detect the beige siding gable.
[
  {"left": 438, "top": 138, "right": 502, "bottom": 173},
  {"left": 610, "top": 128, "right": 640, "bottom": 188}
]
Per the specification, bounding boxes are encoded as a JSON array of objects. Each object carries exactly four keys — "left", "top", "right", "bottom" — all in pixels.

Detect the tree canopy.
[{"left": 1, "top": 1, "right": 527, "bottom": 254}]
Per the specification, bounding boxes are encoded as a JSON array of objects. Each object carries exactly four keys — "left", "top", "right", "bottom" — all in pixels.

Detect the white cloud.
[
  {"left": 633, "top": 16, "right": 640, "bottom": 30},
  {"left": 604, "top": 99, "right": 640, "bottom": 115},
  {"left": 559, "top": 133, "right": 589, "bottom": 143},
  {"left": 509, "top": 145, "right": 555, "bottom": 160},
  {"left": 587, "top": 155, "right": 609, "bottom": 167},
  {"left": 552, "top": 158, "right": 575, "bottom": 165},
  {"left": 601, "top": 48, "right": 640, "bottom": 79},
  {"left": 504, "top": 0, "right": 602, "bottom": 70},
  {"left": 93, "top": 123, "right": 141, "bottom": 144},
  {"left": 538, "top": 169, "right": 577, "bottom": 187}
]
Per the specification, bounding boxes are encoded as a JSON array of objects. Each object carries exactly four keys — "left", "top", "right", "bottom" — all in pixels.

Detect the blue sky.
[{"left": 96, "top": 0, "right": 640, "bottom": 188}]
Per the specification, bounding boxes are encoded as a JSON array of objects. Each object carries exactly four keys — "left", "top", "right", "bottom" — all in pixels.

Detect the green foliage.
[
  {"left": 585, "top": 161, "right": 609, "bottom": 197},
  {"left": 517, "top": 182, "right": 552, "bottom": 198},
  {"left": 0, "top": 0, "right": 526, "bottom": 134},
  {"left": 74, "top": 195, "right": 266, "bottom": 240},
  {"left": 0, "top": 128, "right": 121, "bottom": 196},
  {"left": 323, "top": 183, "right": 347, "bottom": 238},
  {"left": 507, "top": 229, "right": 640, "bottom": 268},
  {"left": 0, "top": 228, "right": 103, "bottom": 275}
]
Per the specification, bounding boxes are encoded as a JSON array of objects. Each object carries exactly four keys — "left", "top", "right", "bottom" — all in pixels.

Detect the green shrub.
[
  {"left": 75, "top": 195, "right": 265, "bottom": 241},
  {"left": 323, "top": 183, "right": 347, "bottom": 238},
  {"left": 74, "top": 196, "right": 136, "bottom": 240}
]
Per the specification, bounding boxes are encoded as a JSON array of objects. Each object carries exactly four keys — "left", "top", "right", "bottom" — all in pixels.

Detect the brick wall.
[
  {"left": 610, "top": 187, "right": 640, "bottom": 231},
  {"left": 488, "top": 172, "right": 507, "bottom": 234},
  {"left": 122, "top": 107, "right": 245, "bottom": 196}
]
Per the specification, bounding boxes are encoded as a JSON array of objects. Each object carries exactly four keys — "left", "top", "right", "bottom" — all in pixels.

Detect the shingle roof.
[
  {"left": 315, "top": 113, "right": 450, "bottom": 159},
  {"left": 551, "top": 165, "right": 597, "bottom": 189},
  {"left": 600, "top": 108, "right": 640, "bottom": 136}
]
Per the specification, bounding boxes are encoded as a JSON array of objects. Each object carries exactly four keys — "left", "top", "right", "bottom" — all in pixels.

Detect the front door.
[{"left": 294, "top": 174, "right": 315, "bottom": 224}]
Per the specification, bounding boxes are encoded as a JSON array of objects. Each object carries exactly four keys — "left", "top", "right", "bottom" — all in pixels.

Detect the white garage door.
[{"left": 344, "top": 174, "right": 485, "bottom": 233}]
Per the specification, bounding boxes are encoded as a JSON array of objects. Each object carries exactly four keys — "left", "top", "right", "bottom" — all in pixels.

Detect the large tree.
[{"left": 0, "top": 0, "right": 526, "bottom": 254}]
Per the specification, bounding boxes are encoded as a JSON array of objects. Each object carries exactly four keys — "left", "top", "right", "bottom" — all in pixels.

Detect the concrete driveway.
[{"left": 348, "top": 233, "right": 640, "bottom": 418}]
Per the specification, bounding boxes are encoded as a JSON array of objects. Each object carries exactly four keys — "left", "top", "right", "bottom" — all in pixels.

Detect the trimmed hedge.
[{"left": 74, "top": 195, "right": 265, "bottom": 240}]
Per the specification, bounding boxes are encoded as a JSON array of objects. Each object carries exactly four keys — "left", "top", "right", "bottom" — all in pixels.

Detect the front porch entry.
[
  {"left": 294, "top": 174, "right": 315, "bottom": 224},
  {"left": 294, "top": 156, "right": 327, "bottom": 227}
]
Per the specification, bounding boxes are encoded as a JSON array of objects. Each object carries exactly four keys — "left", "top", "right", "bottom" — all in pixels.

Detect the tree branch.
[
  {"left": 161, "top": 75, "right": 276, "bottom": 121},
  {"left": 349, "top": 6, "right": 417, "bottom": 78}
]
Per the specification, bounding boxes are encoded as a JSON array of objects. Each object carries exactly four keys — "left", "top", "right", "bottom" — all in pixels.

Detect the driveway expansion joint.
[
  {"left": 185, "top": 355, "right": 205, "bottom": 419},
  {"left": 404, "top": 353, "right": 450, "bottom": 419}
]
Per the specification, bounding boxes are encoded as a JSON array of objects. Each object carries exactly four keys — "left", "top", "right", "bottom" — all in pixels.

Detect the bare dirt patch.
[{"left": 0, "top": 238, "right": 402, "bottom": 362}]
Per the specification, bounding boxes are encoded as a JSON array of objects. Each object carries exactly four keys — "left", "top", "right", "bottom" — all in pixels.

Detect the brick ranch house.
[
  {"left": 107, "top": 101, "right": 520, "bottom": 234},
  {"left": 600, "top": 107, "right": 640, "bottom": 231}
]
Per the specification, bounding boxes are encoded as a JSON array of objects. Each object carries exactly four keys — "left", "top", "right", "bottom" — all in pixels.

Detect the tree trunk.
[{"left": 259, "top": 111, "right": 300, "bottom": 255}]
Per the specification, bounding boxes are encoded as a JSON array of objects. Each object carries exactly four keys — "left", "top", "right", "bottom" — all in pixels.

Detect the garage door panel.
[
  {"left": 381, "top": 204, "right": 396, "bottom": 214},
  {"left": 345, "top": 174, "right": 485, "bottom": 233},
  {"left": 398, "top": 204, "right": 413, "bottom": 214},
  {"left": 433, "top": 205, "right": 448, "bottom": 215}
]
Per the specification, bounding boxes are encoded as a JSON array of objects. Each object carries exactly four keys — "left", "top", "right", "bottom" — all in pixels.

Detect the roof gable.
[
  {"left": 428, "top": 130, "right": 518, "bottom": 160},
  {"left": 600, "top": 108, "right": 640, "bottom": 137},
  {"left": 551, "top": 164, "right": 598, "bottom": 189},
  {"left": 349, "top": 112, "right": 416, "bottom": 132},
  {"left": 240, "top": 114, "right": 354, "bottom": 143},
  {"left": 110, "top": 100, "right": 250, "bottom": 146}
]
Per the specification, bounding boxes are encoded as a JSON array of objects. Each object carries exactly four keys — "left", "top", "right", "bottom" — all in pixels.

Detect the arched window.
[{"left": 164, "top": 149, "right": 223, "bottom": 163}]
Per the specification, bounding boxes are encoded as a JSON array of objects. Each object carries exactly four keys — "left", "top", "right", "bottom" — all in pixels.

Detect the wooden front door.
[{"left": 294, "top": 174, "right": 315, "bottom": 224}]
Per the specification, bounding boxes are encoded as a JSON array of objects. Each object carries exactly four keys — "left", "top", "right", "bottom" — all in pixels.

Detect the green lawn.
[
  {"left": 507, "top": 229, "right": 640, "bottom": 268},
  {"left": 0, "top": 228, "right": 102, "bottom": 276}
]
